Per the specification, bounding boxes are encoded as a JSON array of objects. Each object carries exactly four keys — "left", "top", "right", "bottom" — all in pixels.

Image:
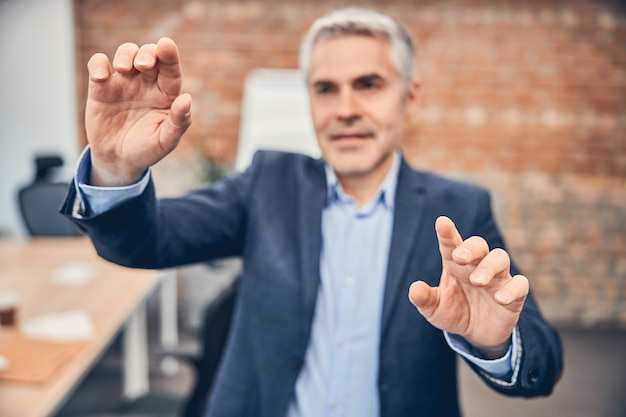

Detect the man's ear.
[{"left": 404, "top": 77, "right": 421, "bottom": 117}]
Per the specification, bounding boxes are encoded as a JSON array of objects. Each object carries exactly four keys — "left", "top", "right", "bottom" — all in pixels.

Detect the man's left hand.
[{"left": 408, "top": 216, "right": 529, "bottom": 358}]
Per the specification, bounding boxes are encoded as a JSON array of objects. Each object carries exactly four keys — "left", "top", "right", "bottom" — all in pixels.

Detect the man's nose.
[{"left": 335, "top": 89, "right": 360, "bottom": 121}]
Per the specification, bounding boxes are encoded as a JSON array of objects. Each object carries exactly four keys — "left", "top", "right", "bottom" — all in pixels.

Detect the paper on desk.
[
  {"left": 20, "top": 310, "right": 95, "bottom": 342},
  {"left": 49, "top": 261, "right": 97, "bottom": 286},
  {"left": 0, "top": 333, "right": 85, "bottom": 383}
]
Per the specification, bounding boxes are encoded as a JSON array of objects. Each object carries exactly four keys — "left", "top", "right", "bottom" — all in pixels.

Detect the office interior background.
[
  {"left": 0, "top": 1, "right": 625, "bottom": 416},
  {"left": 2, "top": 0, "right": 623, "bottom": 329}
]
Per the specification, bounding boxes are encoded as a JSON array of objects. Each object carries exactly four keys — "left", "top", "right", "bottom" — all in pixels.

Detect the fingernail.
[
  {"left": 471, "top": 272, "right": 487, "bottom": 285},
  {"left": 94, "top": 68, "right": 107, "bottom": 80},
  {"left": 496, "top": 290, "right": 511, "bottom": 303},
  {"left": 117, "top": 56, "right": 131, "bottom": 69},
  {"left": 455, "top": 248, "right": 470, "bottom": 261}
]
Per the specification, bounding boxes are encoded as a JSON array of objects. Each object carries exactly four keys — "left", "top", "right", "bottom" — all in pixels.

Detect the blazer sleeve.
[
  {"left": 465, "top": 189, "right": 564, "bottom": 397},
  {"left": 60, "top": 159, "right": 258, "bottom": 270}
]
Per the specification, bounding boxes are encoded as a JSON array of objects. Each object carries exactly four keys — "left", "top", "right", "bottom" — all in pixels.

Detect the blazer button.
[
  {"left": 379, "top": 384, "right": 389, "bottom": 393},
  {"left": 289, "top": 357, "right": 302, "bottom": 371},
  {"left": 527, "top": 369, "right": 540, "bottom": 385}
]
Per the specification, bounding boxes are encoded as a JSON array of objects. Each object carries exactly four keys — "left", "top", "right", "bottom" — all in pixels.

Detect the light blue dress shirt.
[
  {"left": 285, "top": 155, "right": 398, "bottom": 417},
  {"left": 73, "top": 148, "right": 519, "bottom": 417}
]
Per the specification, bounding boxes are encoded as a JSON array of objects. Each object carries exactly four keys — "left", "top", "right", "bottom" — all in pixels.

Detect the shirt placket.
[{"left": 327, "top": 205, "right": 363, "bottom": 416}]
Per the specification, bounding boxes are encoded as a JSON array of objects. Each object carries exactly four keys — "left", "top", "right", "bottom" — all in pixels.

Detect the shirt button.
[{"left": 345, "top": 277, "right": 355, "bottom": 287}]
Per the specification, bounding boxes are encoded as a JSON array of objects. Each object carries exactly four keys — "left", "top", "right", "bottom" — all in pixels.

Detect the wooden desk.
[{"left": 0, "top": 237, "right": 160, "bottom": 417}]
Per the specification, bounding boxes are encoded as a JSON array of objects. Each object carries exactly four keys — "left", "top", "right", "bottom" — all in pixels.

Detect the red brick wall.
[{"left": 73, "top": 0, "right": 626, "bottom": 327}]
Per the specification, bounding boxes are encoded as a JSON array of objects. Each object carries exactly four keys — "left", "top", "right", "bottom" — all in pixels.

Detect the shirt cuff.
[
  {"left": 74, "top": 146, "right": 150, "bottom": 216},
  {"left": 444, "top": 327, "right": 520, "bottom": 380}
]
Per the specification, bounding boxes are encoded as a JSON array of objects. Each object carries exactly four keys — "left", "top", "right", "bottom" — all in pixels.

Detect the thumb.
[
  {"left": 408, "top": 280, "right": 439, "bottom": 318},
  {"left": 160, "top": 93, "right": 192, "bottom": 153}
]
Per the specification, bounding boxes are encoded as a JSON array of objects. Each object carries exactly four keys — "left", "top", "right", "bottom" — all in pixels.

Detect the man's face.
[{"left": 307, "top": 35, "right": 419, "bottom": 184}]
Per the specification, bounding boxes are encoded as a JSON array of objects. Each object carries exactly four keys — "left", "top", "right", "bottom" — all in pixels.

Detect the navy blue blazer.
[{"left": 62, "top": 151, "right": 562, "bottom": 417}]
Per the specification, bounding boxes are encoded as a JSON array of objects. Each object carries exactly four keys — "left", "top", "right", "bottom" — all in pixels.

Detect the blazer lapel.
[
  {"left": 381, "top": 158, "right": 428, "bottom": 331},
  {"left": 297, "top": 159, "right": 327, "bottom": 345}
]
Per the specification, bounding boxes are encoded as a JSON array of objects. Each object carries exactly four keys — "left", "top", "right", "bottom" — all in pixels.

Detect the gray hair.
[{"left": 299, "top": 8, "right": 417, "bottom": 88}]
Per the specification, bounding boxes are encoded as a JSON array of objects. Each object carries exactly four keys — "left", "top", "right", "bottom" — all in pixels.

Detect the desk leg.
[
  {"left": 158, "top": 269, "right": 181, "bottom": 376},
  {"left": 160, "top": 269, "right": 179, "bottom": 350},
  {"left": 122, "top": 304, "right": 149, "bottom": 400}
]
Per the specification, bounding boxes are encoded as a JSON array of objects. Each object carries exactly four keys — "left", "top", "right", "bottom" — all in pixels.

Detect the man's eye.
[
  {"left": 315, "top": 84, "right": 336, "bottom": 95},
  {"left": 357, "top": 80, "right": 381, "bottom": 90}
]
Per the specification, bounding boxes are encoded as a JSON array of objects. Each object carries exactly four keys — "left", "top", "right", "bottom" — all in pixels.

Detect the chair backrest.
[
  {"left": 235, "top": 68, "right": 320, "bottom": 171},
  {"left": 18, "top": 182, "right": 81, "bottom": 237}
]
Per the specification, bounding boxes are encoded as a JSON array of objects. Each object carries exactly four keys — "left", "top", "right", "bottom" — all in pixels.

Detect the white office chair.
[
  {"left": 181, "top": 69, "right": 321, "bottom": 417},
  {"left": 235, "top": 68, "right": 320, "bottom": 171}
]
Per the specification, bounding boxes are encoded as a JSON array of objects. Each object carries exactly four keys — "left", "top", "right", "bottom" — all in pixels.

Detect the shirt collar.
[{"left": 324, "top": 151, "right": 400, "bottom": 210}]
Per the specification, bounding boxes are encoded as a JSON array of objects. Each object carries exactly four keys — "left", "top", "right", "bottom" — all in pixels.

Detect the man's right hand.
[{"left": 85, "top": 37, "right": 192, "bottom": 186}]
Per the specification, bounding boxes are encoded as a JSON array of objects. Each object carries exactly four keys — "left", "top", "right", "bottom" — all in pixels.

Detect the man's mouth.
[{"left": 329, "top": 131, "right": 374, "bottom": 141}]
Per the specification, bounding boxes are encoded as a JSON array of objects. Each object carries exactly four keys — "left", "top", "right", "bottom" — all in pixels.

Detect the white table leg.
[
  {"left": 158, "top": 269, "right": 181, "bottom": 377},
  {"left": 159, "top": 269, "right": 179, "bottom": 350},
  {"left": 122, "top": 303, "right": 149, "bottom": 400}
]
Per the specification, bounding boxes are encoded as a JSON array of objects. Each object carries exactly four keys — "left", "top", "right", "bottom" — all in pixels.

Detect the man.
[{"left": 62, "top": 7, "right": 562, "bottom": 417}]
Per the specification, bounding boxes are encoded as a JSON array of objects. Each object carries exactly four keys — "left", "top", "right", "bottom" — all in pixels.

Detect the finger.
[
  {"left": 467, "top": 247, "right": 510, "bottom": 286},
  {"left": 452, "top": 235, "right": 489, "bottom": 266},
  {"left": 494, "top": 274, "right": 529, "bottom": 305},
  {"left": 435, "top": 216, "right": 463, "bottom": 263},
  {"left": 134, "top": 43, "right": 158, "bottom": 79},
  {"left": 155, "top": 37, "right": 180, "bottom": 67},
  {"left": 112, "top": 42, "right": 139, "bottom": 73},
  {"left": 87, "top": 53, "right": 112, "bottom": 82},
  {"left": 155, "top": 37, "right": 183, "bottom": 96},
  {"left": 408, "top": 280, "right": 439, "bottom": 318},
  {"left": 158, "top": 93, "right": 192, "bottom": 153}
]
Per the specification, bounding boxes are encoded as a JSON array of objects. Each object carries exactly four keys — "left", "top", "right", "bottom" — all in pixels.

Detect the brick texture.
[{"left": 73, "top": 0, "right": 626, "bottom": 327}]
